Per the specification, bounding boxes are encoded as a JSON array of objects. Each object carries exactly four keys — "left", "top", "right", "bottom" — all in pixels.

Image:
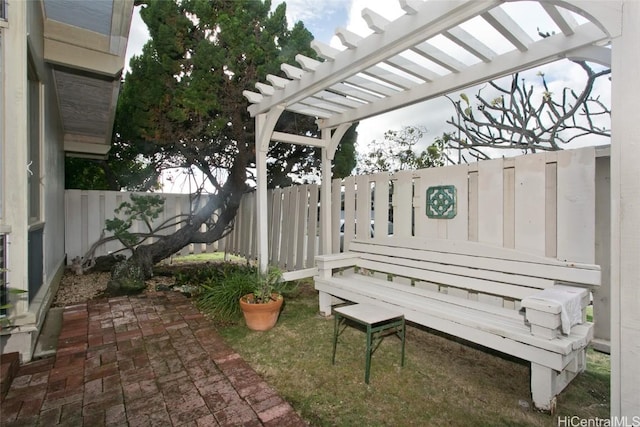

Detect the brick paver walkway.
[{"left": 1, "top": 292, "right": 307, "bottom": 426}]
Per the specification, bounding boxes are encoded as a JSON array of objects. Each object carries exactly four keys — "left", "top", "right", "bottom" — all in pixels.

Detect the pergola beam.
[
  {"left": 271, "top": 131, "right": 327, "bottom": 148},
  {"left": 320, "top": 21, "right": 608, "bottom": 129}
]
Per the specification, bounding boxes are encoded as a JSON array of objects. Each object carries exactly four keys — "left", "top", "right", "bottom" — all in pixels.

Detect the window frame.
[{"left": 27, "top": 58, "right": 43, "bottom": 225}]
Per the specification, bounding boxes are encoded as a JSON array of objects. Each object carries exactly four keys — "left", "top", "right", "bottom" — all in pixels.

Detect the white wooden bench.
[{"left": 314, "top": 237, "right": 600, "bottom": 411}]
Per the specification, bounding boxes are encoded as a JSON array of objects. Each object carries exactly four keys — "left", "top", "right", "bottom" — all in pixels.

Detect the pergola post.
[
  {"left": 319, "top": 124, "right": 352, "bottom": 255},
  {"left": 255, "top": 108, "right": 283, "bottom": 273},
  {"left": 610, "top": 0, "right": 640, "bottom": 416},
  {"left": 320, "top": 129, "right": 332, "bottom": 255}
]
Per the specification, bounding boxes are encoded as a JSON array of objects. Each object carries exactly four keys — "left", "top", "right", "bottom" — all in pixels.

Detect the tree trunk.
[{"left": 107, "top": 162, "right": 248, "bottom": 294}]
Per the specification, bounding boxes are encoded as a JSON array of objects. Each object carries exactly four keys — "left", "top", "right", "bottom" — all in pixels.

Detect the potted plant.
[{"left": 239, "top": 266, "right": 285, "bottom": 331}]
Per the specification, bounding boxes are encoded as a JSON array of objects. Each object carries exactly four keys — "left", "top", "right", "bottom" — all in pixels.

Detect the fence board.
[
  {"left": 503, "top": 167, "right": 516, "bottom": 248},
  {"left": 286, "top": 187, "right": 298, "bottom": 269},
  {"left": 296, "top": 186, "right": 307, "bottom": 270},
  {"left": 556, "top": 147, "right": 596, "bottom": 263},
  {"left": 269, "top": 188, "right": 283, "bottom": 265},
  {"left": 86, "top": 192, "right": 102, "bottom": 257},
  {"left": 446, "top": 164, "right": 469, "bottom": 241},
  {"left": 468, "top": 170, "right": 478, "bottom": 242},
  {"left": 393, "top": 171, "right": 413, "bottom": 238},
  {"left": 331, "top": 179, "right": 342, "bottom": 253},
  {"left": 252, "top": 192, "right": 259, "bottom": 259},
  {"left": 545, "top": 158, "right": 558, "bottom": 258},
  {"left": 307, "top": 184, "right": 319, "bottom": 267},
  {"left": 477, "top": 158, "right": 504, "bottom": 245},
  {"left": 355, "top": 175, "right": 371, "bottom": 241},
  {"left": 81, "top": 193, "right": 89, "bottom": 257},
  {"left": 103, "top": 192, "right": 119, "bottom": 256},
  {"left": 343, "top": 176, "right": 356, "bottom": 250},
  {"left": 514, "top": 153, "right": 546, "bottom": 255},
  {"left": 65, "top": 191, "right": 82, "bottom": 259},
  {"left": 413, "top": 169, "right": 435, "bottom": 239},
  {"left": 373, "top": 173, "right": 390, "bottom": 238}
]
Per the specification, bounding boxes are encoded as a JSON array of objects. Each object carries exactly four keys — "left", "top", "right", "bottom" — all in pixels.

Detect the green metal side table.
[{"left": 332, "top": 304, "right": 406, "bottom": 384}]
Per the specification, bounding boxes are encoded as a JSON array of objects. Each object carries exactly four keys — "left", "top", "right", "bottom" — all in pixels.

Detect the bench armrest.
[
  {"left": 315, "top": 252, "right": 361, "bottom": 279},
  {"left": 521, "top": 285, "right": 589, "bottom": 339}
]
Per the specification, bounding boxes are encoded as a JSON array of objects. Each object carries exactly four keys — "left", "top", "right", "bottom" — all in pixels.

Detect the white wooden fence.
[
  {"left": 225, "top": 146, "right": 608, "bottom": 264},
  {"left": 222, "top": 184, "right": 321, "bottom": 270},
  {"left": 64, "top": 146, "right": 610, "bottom": 349},
  {"left": 335, "top": 147, "right": 597, "bottom": 261},
  {"left": 64, "top": 191, "right": 220, "bottom": 261}
]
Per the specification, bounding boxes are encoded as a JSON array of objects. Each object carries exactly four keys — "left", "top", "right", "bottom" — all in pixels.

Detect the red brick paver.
[{"left": 1, "top": 292, "right": 307, "bottom": 426}]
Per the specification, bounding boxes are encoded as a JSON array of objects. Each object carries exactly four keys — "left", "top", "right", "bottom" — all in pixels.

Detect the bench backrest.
[{"left": 346, "top": 237, "right": 600, "bottom": 309}]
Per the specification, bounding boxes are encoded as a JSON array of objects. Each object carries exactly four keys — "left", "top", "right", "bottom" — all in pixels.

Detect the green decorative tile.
[{"left": 426, "top": 185, "right": 457, "bottom": 219}]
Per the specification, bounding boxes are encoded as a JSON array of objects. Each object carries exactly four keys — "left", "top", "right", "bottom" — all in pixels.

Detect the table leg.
[
  {"left": 365, "top": 323, "right": 372, "bottom": 384},
  {"left": 332, "top": 313, "right": 340, "bottom": 365},
  {"left": 400, "top": 321, "right": 406, "bottom": 367}
]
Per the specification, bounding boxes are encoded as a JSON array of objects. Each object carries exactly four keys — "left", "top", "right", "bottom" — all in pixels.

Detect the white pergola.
[{"left": 243, "top": 0, "right": 639, "bottom": 415}]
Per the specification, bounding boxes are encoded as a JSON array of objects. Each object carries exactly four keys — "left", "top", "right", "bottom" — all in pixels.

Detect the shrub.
[
  {"left": 195, "top": 263, "right": 257, "bottom": 322},
  {"left": 194, "top": 263, "right": 297, "bottom": 322}
]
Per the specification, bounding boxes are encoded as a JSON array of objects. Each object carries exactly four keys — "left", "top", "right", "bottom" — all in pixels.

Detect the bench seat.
[{"left": 314, "top": 237, "right": 600, "bottom": 411}]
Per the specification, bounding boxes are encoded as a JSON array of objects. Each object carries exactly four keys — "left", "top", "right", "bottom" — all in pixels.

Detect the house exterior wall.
[{"left": 1, "top": 0, "right": 67, "bottom": 362}]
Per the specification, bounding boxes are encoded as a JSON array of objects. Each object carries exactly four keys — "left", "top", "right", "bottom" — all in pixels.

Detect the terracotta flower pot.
[{"left": 239, "top": 293, "right": 283, "bottom": 331}]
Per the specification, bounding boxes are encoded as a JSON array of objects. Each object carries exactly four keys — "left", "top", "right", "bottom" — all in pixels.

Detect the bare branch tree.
[{"left": 445, "top": 60, "right": 610, "bottom": 156}]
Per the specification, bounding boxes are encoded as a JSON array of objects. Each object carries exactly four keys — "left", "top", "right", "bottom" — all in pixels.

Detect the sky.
[{"left": 124, "top": 0, "right": 611, "bottom": 188}]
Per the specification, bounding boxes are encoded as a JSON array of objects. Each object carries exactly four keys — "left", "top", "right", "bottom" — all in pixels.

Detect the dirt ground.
[{"left": 51, "top": 270, "right": 175, "bottom": 307}]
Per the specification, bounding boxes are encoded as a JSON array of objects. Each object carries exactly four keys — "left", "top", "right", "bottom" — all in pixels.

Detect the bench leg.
[
  {"left": 531, "top": 348, "right": 588, "bottom": 412},
  {"left": 319, "top": 291, "right": 333, "bottom": 317},
  {"left": 531, "top": 363, "right": 558, "bottom": 413}
]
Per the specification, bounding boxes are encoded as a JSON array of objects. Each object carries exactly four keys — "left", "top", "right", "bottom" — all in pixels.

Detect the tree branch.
[{"left": 444, "top": 61, "right": 610, "bottom": 158}]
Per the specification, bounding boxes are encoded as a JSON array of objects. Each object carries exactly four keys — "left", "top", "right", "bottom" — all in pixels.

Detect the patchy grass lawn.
[{"left": 219, "top": 282, "right": 610, "bottom": 427}]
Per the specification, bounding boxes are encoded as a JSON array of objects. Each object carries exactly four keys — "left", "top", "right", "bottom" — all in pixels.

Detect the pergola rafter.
[{"left": 243, "top": 0, "right": 639, "bottom": 417}]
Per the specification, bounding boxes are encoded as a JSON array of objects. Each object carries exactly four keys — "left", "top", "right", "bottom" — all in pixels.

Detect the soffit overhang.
[{"left": 42, "top": 0, "right": 134, "bottom": 158}]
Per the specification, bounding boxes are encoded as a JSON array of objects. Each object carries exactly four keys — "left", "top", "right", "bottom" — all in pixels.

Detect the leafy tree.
[
  {"left": 444, "top": 61, "right": 610, "bottom": 161},
  {"left": 103, "top": 0, "right": 355, "bottom": 290},
  {"left": 263, "top": 115, "right": 357, "bottom": 187},
  {"left": 355, "top": 125, "right": 445, "bottom": 175},
  {"left": 64, "top": 136, "right": 163, "bottom": 191}
]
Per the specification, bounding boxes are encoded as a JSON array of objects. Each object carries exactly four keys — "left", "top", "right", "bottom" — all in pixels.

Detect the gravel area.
[
  {"left": 52, "top": 270, "right": 176, "bottom": 307},
  {"left": 51, "top": 272, "right": 111, "bottom": 307}
]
